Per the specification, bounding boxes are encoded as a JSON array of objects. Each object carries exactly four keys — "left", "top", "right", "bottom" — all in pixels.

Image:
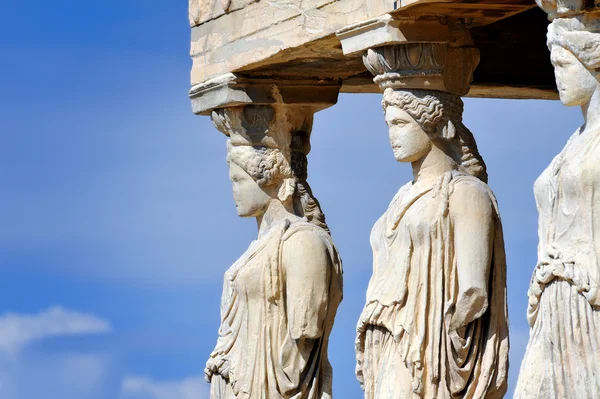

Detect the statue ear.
[
  {"left": 441, "top": 120, "right": 456, "bottom": 140},
  {"left": 277, "top": 178, "right": 296, "bottom": 202}
]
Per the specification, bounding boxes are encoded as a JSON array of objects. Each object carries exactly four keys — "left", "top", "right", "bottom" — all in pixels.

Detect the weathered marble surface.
[
  {"left": 339, "top": 22, "right": 509, "bottom": 398},
  {"left": 356, "top": 88, "right": 509, "bottom": 399},
  {"left": 204, "top": 105, "right": 343, "bottom": 399},
  {"left": 189, "top": 0, "right": 393, "bottom": 85},
  {"left": 337, "top": 18, "right": 482, "bottom": 97},
  {"left": 189, "top": 0, "right": 564, "bottom": 100},
  {"left": 514, "top": 9, "right": 600, "bottom": 399}
]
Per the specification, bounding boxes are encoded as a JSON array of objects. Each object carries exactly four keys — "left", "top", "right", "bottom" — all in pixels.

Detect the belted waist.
[{"left": 527, "top": 247, "right": 600, "bottom": 326}]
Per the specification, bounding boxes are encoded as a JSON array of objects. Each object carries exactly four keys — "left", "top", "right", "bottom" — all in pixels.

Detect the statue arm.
[
  {"left": 449, "top": 181, "right": 494, "bottom": 330},
  {"left": 282, "top": 230, "right": 332, "bottom": 340}
]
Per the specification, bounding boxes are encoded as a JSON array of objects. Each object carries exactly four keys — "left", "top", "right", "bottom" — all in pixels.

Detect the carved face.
[
  {"left": 550, "top": 45, "right": 598, "bottom": 106},
  {"left": 229, "top": 161, "right": 272, "bottom": 217},
  {"left": 385, "top": 105, "right": 432, "bottom": 163}
]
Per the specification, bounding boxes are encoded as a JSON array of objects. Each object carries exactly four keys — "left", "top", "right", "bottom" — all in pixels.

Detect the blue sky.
[{"left": 0, "top": 1, "right": 583, "bottom": 398}]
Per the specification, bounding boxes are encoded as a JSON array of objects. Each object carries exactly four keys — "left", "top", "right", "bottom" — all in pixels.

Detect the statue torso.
[{"left": 532, "top": 126, "right": 600, "bottom": 313}]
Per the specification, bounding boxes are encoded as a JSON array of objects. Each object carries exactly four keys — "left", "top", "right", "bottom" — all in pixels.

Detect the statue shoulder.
[
  {"left": 450, "top": 175, "right": 499, "bottom": 215},
  {"left": 388, "top": 181, "right": 413, "bottom": 207},
  {"left": 280, "top": 221, "right": 342, "bottom": 280},
  {"left": 282, "top": 220, "right": 332, "bottom": 249}
]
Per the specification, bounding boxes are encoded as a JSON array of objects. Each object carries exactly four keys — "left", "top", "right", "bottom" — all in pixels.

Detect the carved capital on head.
[
  {"left": 363, "top": 43, "right": 446, "bottom": 79},
  {"left": 210, "top": 104, "right": 315, "bottom": 184},
  {"left": 337, "top": 16, "right": 480, "bottom": 96},
  {"left": 363, "top": 43, "right": 479, "bottom": 96},
  {"left": 210, "top": 104, "right": 313, "bottom": 154}
]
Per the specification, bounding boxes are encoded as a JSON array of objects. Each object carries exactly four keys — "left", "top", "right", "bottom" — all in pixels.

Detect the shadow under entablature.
[{"left": 235, "top": 6, "right": 556, "bottom": 100}]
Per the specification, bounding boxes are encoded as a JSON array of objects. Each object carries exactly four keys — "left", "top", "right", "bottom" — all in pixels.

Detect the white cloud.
[
  {"left": 121, "top": 375, "right": 207, "bottom": 399},
  {"left": 0, "top": 306, "right": 112, "bottom": 354}
]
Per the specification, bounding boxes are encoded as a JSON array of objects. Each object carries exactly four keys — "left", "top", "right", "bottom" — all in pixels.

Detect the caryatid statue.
[
  {"left": 338, "top": 21, "right": 510, "bottom": 399},
  {"left": 203, "top": 104, "right": 343, "bottom": 399},
  {"left": 514, "top": 2, "right": 600, "bottom": 397}
]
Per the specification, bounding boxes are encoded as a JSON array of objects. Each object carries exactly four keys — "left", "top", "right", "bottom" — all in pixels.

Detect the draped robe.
[
  {"left": 356, "top": 171, "right": 509, "bottom": 399},
  {"left": 514, "top": 127, "right": 600, "bottom": 398},
  {"left": 206, "top": 219, "right": 343, "bottom": 399}
]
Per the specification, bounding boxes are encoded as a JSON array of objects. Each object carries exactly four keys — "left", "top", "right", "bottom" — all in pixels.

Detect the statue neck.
[
  {"left": 582, "top": 85, "right": 600, "bottom": 134},
  {"left": 256, "top": 199, "right": 296, "bottom": 238},
  {"left": 411, "top": 142, "right": 457, "bottom": 186}
]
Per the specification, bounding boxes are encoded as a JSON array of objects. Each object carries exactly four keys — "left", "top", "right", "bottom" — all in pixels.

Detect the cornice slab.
[
  {"left": 189, "top": 73, "right": 341, "bottom": 115},
  {"left": 336, "top": 15, "right": 450, "bottom": 56}
]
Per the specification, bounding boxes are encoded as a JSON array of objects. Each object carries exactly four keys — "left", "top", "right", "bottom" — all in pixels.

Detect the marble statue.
[
  {"left": 204, "top": 105, "right": 343, "bottom": 399},
  {"left": 356, "top": 88, "right": 509, "bottom": 399},
  {"left": 514, "top": 16, "right": 600, "bottom": 398}
]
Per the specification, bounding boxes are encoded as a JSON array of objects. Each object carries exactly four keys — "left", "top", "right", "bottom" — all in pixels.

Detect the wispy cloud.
[
  {"left": 0, "top": 306, "right": 112, "bottom": 354},
  {"left": 121, "top": 375, "right": 207, "bottom": 399}
]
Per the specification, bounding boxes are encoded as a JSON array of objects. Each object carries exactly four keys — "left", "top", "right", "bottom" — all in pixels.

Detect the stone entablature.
[{"left": 189, "top": 0, "right": 557, "bottom": 99}]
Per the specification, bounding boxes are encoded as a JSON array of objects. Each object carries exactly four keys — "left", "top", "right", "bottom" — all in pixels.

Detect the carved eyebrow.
[{"left": 388, "top": 117, "right": 409, "bottom": 124}]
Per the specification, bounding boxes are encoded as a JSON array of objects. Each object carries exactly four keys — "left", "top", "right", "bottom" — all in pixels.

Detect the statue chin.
[
  {"left": 234, "top": 205, "right": 252, "bottom": 218},
  {"left": 558, "top": 86, "right": 592, "bottom": 107}
]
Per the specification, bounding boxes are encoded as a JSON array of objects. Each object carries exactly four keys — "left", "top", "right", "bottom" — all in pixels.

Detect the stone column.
[
  {"left": 338, "top": 17, "right": 509, "bottom": 398},
  {"left": 190, "top": 74, "right": 344, "bottom": 399},
  {"left": 514, "top": 1, "right": 600, "bottom": 397}
]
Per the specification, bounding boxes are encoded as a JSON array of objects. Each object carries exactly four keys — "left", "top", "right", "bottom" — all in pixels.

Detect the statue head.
[
  {"left": 212, "top": 105, "right": 329, "bottom": 231},
  {"left": 382, "top": 88, "right": 488, "bottom": 182},
  {"left": 226, "top": 143, "right": 295, "bottom": 217},
  {"left": 547, "top": 18, "right": 600, "bottom": 106}
]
